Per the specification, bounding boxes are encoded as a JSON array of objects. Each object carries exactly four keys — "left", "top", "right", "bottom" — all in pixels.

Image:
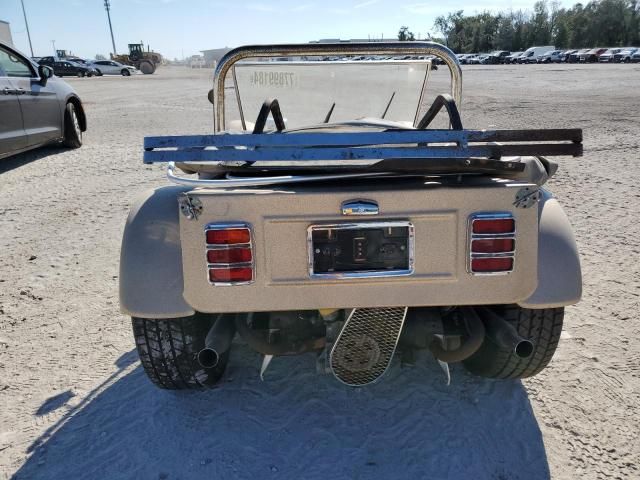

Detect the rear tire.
[
  {"left": 132, "top": 314, "right": 229, "bottom": 390},
  {"left": 77, "top": 71, "right": 84, "bottom": 78},
  {"left": 63, "top": 102, "right": 82, "bottom": 148},
  {"left": 139, "top": 60, "right": 155, "bottom": 74},
  {"left": 463, "top": 305, "right": 563, "bottom": 379},
  {"left": 95, "top": 69, "right": 102, "bottom": 76},
  {"left": 121, "top": 69, "right": 131, "bottom": 76}
]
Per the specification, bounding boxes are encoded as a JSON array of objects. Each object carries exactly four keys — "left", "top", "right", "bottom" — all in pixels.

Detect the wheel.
[
  {"left": 132, "top": 314, "right": 229, "bottom": 389},
  {"left": 121, "top": 69, "right": 131, "bottom": 76},
  {"left": 139, "top": 60, "right": 155, "bottom": 74},
  {"left": 462, "top": 305, "right": 564, "bottom": 379},
  {"left": 77, "top": 71, "right": 84, "bottom": 77},
  {"left": 63, "top": 102, "right": 82, "bottom": 148},
  {"left": 95, "top": 69, "right": 102, "bottom": 76}
]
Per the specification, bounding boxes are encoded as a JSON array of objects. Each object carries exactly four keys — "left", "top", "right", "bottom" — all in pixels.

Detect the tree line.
[{"left": 399, "top": 0, "right": 639, "bottom": 53}]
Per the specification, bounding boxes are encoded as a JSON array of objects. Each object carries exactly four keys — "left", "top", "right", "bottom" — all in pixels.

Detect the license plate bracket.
[{"left": 308, "top": 221, "right": 414, "bottom": 278}]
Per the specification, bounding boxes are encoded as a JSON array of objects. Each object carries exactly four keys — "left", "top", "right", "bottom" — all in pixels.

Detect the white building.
[
  {"left": 201, "top": 48, "right": 232, "bottom": 67},
  {"left": 0, "top": 20, "right": 13, "bottom": 46}
]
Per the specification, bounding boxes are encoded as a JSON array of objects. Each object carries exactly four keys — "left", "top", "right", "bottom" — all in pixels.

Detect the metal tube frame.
[{"left": 212, "top": 42, "right": 462, "bottom": 132}]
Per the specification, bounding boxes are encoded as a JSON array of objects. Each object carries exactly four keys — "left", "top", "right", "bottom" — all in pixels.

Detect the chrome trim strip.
[
  {"left": 213, "top": 42, "right": 462, "bottom": 131},
  {"left": 307, "top": 221, "right": 415, "bottom": 279},
  {"left": 470, "top": 252, "right": 515, "bottom": 258},
  {"left": 167, "top": 162, "right": 393, "bottom": 188},
  {"left": 207, "top": 262, "right": 253, "bottom": 268},
  {"left": 206, "top": 244, "right": 252, "bottom": 250},
  {"left": 467, "top": 212, "right": 516, "bottom": 276},
  {"left": 204, "top": 222, "right": 255, "bottom": 286}
]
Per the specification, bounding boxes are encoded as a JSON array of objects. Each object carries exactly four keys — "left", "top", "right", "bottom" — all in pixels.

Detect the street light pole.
[
  {"left": 20, "top": 0, "right": 34, "bottom": 57},
  {"left": 104, "top": 0, "right": 117, "bottom": 56}
]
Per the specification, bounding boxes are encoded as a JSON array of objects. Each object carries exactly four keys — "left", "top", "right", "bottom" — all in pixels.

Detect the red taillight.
[
  {"left": 468, "top": 214, "right": 515, "bottom": 274},
  {"left": 207, "top": 248, "right": 252, "bottom": 264},
  {"left": 206, "top": 228, "right": 251, "bottom": 245},
  {"left": 472, "top": 218, "right": 515, "bottom": 234},
  {"left": 209, "top": 267, "right": 253, "bottom": 283},
  {"left": 471, "top": 238, "right": 515, "bottom": 253},
  {"left": 471, "top": 257, "right": 513, "bottom": 272},
  {"left": 206, "top": 224, "right": 253, "bottom": 284}
]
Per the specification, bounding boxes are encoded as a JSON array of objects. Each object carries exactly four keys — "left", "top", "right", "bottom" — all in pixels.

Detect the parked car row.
[
  {"left": 33, "top": 56, "right": 138, "bottom": 77},
  {"left": 458, "top": 46, "right": 640, "bottom": 64}
]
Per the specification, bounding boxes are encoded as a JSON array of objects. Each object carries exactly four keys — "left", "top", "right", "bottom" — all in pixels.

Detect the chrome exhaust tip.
[
  {"left": 514, "top": 339, "right": 534, "bottom": 359},
  {"left": 197, "top": 348, "right": 220, "bottom": 369},
  {"left": 478, "top": 307, "right": 534, "bottom": 359},
  {"left": 196, "top": 315, "right": 235, "bottom": 369}
]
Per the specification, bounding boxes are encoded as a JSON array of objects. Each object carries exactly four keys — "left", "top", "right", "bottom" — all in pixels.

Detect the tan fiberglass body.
[{"left": 120, "top": 166, "right": 581, "bottom": 318}]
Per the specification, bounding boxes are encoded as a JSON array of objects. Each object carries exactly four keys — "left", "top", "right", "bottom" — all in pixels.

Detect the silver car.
[
  {"left": 89, "top": 60, "right": 137, "bottom": 76},
  {"left": 0, "top": 42, "right": 87, "bottom": 159}
]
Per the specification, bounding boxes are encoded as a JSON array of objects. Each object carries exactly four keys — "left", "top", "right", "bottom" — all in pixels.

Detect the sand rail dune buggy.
[{"left": 120, "top": 42, "right": 582, "bottom": 389}]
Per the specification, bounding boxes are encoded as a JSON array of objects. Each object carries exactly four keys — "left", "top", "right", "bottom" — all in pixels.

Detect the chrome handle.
[
  {"left": 15, "top": 88, "right": 26, "bottom": 95},
  {"left": 213, "top": 42, "right": 462, "bottom": 132},
  {"left": 2, "top": 87, "right": 16, "bottom": 95}
]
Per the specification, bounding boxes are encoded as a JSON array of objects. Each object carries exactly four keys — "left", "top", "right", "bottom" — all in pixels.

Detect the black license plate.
[{"left": 308, "top": 221, "right": 414, "bottom": 278}]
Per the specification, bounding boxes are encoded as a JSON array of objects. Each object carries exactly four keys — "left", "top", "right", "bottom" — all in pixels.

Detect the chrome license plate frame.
[{"left": 307, "top": 221, "right": 415, "bottom": 279}]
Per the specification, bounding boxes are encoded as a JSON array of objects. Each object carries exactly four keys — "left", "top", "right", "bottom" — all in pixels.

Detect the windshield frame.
[{"left": 211, "top": 42, "right": 462, "bottom": 132}]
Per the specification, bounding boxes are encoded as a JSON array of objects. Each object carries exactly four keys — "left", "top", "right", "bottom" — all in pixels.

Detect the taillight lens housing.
[
  {"left": 472, "top": 218, "right": 515, "bottom": 235},
  {"left": 468, "top": 213, "right": 515, "bottom": 275},
  {"left": 209, "top": 267, "right": 253, "bottom": 283},
  {"left": 205, "top": 224, "right": 254, "bottom": 284},
  {"left": 206, "top": 228, "right": 251, "bottom": 245},
  {"left": 207, "top": 248, "right": 252, "bottom": 264}
]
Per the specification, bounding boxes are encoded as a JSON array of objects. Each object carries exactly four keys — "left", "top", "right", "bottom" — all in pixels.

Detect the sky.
[{"left": 2, "top": 0, "right": 574, "bottom": 60}]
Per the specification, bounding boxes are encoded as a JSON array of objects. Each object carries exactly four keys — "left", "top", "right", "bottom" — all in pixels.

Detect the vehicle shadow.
[
  {"left": 0, "top": 147, "right": 64, "bottom": 175},
  {"left": 13, "top": 347, "right": 550, "bottom": 480}
]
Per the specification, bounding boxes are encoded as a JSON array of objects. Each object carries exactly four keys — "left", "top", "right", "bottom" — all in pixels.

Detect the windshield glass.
[{"left": 224, "top": 59, "right": 434, "bottom": 131}]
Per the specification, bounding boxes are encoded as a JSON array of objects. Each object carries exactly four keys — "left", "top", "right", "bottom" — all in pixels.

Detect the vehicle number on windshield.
[{"left": 249, "top": 71, "right": 297, "bottom": 88}]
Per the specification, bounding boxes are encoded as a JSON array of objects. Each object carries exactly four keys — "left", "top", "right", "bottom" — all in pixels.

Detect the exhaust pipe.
[
  {"left": 478, "top": 308, "right": 534, "bottom": 358},
  {"left": 429, "top": 307, "right": 486, "bottom": 363},
  {"left": 197, "top": 315, "right": 236, "bottom": 369}
]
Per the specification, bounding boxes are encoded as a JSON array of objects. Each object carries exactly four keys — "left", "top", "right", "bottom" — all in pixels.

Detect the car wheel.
[
  {"left": 63, "top": 102, "right": 82, "bottom": 148},
  {"left": 77, "top": 71, "right": 84, "bottom": 77},
  {"left": 132, "top": 314, "right": 229, "bottom": 390},
  {"left": 121, "top": 69, "right": 131, "bottom": 76},
  {"left": 95, "top": 69, "right": 102, "bottom": 76},
  {"left": 463, "top": 305, "right": 564, "bottom": 379}
]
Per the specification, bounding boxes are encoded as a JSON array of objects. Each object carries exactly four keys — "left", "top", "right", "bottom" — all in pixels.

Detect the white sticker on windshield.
[{"left": 249, "top": 71, "right": 297, "bottom": 88}]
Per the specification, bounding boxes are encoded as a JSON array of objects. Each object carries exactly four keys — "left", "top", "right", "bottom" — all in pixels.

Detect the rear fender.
[
  {"left": 518, "top": 190, "right": 582, "bottom": 308},
  {"left": 119, "top": 186, "right": 195, "bottom": 318}
]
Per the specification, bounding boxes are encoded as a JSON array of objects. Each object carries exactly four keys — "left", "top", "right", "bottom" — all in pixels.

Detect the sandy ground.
[{"left": 1, "top": 64, "right": 639, "bottom": 479}]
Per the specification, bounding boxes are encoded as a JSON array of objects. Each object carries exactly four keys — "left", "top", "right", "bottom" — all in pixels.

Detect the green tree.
[
  {"left": 427, "top": 0, "right": 640, "bottom": 52},
  {"left": 398, "top": 26, "right": 416, "bottom": 41}
]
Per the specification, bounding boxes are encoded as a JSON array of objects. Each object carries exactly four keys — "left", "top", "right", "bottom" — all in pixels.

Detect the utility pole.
[
  {"left": 20, "top": 0, "right": 34, "bottom": 57},
  {"left": 104, "top": 0, "right": 117, "bottom": 55}
]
